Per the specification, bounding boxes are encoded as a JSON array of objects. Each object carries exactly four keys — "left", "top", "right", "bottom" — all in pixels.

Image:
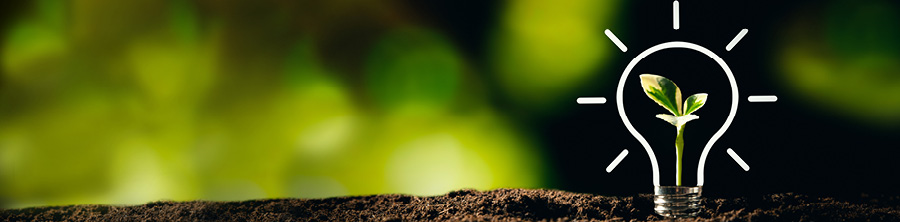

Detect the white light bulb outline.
[
  {"left": 581, "top": 1, "right": 768, "bottom": 186},
  {"left": 614, "top": 41, "right": 739, "bottom": 186}
]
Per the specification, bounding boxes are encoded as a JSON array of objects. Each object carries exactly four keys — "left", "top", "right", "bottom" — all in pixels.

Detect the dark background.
[
  {"left": 420, "top": 0, "right": 900, "bottom": 197},
  {"left": 549, "top": 0, "right": 900, "bottom": 198}
]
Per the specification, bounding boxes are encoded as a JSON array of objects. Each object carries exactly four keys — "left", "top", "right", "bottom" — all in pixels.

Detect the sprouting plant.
[{"left": 639, "top": 74, "right": 708, "bottom": 186}]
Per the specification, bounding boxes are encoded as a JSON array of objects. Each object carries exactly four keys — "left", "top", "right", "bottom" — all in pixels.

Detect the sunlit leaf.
[
  {"left": 640, "top": 74, "right": 682, "bottom": 115},
  {"left": 683, "top": 93, "right": 708, "bottom": 115}
]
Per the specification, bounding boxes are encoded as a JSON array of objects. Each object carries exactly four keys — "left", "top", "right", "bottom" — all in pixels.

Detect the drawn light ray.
[
  {"left": 576, "top": 97, "right": 607, "bottom": 104},
  {"left": 726, "top": 29, "right": 749, "bottom": 51},
  {"left": 606, "top": 149, "right": 629, "bottom": 173},
  {"left": 673, "top": 1, "right": 680, "bottom": 30},
  {"left": 604, "top": 29, "right": 628, "bottom": 52},
  {"left": 748, "top": 95, "right": 777, "bottom": 102},
  {"left": 726, "top": 148, "right": 750, "bottom": 171}
]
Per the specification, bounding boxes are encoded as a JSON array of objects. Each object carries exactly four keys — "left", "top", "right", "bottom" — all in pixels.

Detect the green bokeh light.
[
  {"left": 491, "top": 0, "right": 619, "bottom": 109},
  {"left": 365, "top": 27, "right": 462, "bottom": 116},
  {"left": 0, "top": 1, "right": 552, "bottom": 208},
  {"left": 1, "top": 0, "right": 67, "bottom": 83},
  {"left": 373, "top": 111, "right": 546, "bottom": 196}
]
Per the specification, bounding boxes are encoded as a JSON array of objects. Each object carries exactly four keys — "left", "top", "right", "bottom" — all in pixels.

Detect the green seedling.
[{"left": 639, "top": 74, "right": 708, "bottom": 186}]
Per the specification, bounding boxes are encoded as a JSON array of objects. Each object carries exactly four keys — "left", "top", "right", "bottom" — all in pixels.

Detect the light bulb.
[
  {"left": 614, "top": 41, "right": 738, "bottom": 217},
  {"left": 615, "top": 41, "right": 739, "bottom": 187},
  {"left": 576, "top": 1, "right": 775, "bottom": 218}
]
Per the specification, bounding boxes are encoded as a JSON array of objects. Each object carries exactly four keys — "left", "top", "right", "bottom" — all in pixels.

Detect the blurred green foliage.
[
  {"left": 491, "top": 0, "right": 619, "bottom": 110},
  {"left": 366, "top": 28, "right": 461, "bottom": 115},
  {"left": 0, "top": 0, "right": 551, "bottom": 208},
  {"left": 778, "top": 0, "right": 900, "bottom": 125}
]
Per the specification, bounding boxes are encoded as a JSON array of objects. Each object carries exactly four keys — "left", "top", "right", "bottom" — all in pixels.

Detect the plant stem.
[{"left": 675, "top": 124, "right": 685, "bottom": 186}]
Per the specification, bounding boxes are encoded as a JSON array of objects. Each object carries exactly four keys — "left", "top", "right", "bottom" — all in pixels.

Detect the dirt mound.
[{"left": 3, "top": 188, "right": 899, "bottom": 221}]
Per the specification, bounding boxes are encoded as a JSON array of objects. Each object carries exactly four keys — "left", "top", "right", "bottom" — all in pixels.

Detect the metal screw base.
[{"left": 653, "top": 186, "right": 702, "bottom": 218}]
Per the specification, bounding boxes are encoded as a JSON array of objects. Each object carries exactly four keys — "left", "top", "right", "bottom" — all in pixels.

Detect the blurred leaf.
[
  {"left": 1, "top": 0, "right": 67, "bottom": 78},
  {"left": 780, "top": 0, "right": 900, "bottom": 125},
  {"left": 365, "top": 28, "right": 461, "bottom": 115},
  {"left": 492, "top": 0, "right": 620, "bottom": 109},
  {"left": 169, "top": 0, "right": 200, "bottom": 44}
]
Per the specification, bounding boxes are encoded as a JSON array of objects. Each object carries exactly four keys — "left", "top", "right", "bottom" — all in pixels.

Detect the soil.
[{"left": 3, "top": 188, "right": 899, "bottom": 221}]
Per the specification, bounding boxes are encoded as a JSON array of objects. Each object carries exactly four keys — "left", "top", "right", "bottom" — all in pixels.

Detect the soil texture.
[{"left": 3, "top": 188, "right": 900, "bottom": 221}]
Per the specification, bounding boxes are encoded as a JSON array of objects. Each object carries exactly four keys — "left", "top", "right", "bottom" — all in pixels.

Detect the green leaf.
[
  {"left": 640, "top": 74, "right": 682, "bottom": 115},
  {"left": 656, "top": 114, "right": 699, "bottom": 127},
  {"left": 683, "top": 93, "right": 708, "bottom": 115}
]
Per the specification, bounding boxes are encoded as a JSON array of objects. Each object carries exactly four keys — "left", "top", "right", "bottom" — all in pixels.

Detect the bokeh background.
[{"left": 1, "top": 0, "right": 899, "bottom": 208}]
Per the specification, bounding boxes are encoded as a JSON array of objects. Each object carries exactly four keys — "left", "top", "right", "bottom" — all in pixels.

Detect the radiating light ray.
[
  {"left": 604, "top": 29, "right": 628, "bottom": 52},
  {"left": 726, "top": 148, "right": 750, "bottom": 171},
  {"left": 748, "top": 95, "right": 777, "bottom": 102},
  {"left": 606, "top": 149, "right": 629, "bottom": 173},
  {"left": 576, "top": 97, "right": 607, "bottom": 104},
  {"left": 673, "top": 1, "right": 680, "bottom": 30},
  {"left": 726, "top": 29, "right": 748, "bottom": 51}
]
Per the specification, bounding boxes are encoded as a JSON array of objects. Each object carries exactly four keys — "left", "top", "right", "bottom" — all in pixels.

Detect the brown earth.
[{"left": 2, "top": 188, "right": 899, "bottom": 221}]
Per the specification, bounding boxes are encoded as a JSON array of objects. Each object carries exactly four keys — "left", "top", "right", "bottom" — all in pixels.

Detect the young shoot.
[{"left": 639, "top": 74, "right": 708, "bottom": 186}]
